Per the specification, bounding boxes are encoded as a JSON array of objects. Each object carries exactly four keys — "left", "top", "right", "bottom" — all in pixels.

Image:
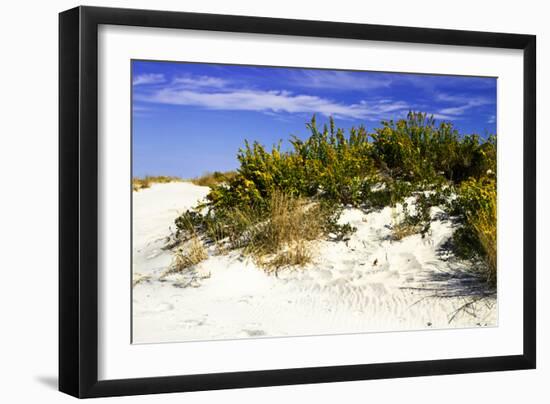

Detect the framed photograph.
[{"left": 59, "top": 6, "right": 536, "bottom": 398}]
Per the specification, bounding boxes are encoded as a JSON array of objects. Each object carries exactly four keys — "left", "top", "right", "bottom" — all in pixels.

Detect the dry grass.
[
  {"left": 469, "top": 202, "right": 497, "bottom": 285},
  {"left": 241, "top": 191, "right": 325, "bottom": 271},
  {"left": 173, "top": 191, "right": 335, "bottom": 272},
  {"left": 132, "top": 177, "right": 151, "bottom": 192},
  {"left": 191, "top": 171, "right": 237, "bottom": 188},
  {"left": 390, "top": 207, "right": 420, "bottom": 241},
  {"left": 391, "top": 222, "right": 422, "bottom": 241},
  {"left": 261, "top": 240, "right": 313, "bottom": 270},
  {"left": 132, "top": 175, "right": 181, "bottom": 192},
  {"left": 132, "top": 273, "right": 151, "bottom": 287},
  {"left": 455, "top": 177, "right": 497, "bottom": 286},
  {"left": 160, "top": 236, "right": 208, "bottom": 279}
]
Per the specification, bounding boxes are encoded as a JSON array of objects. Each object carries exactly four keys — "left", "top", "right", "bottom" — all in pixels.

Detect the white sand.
[{"left": 132, "top": 182, "right": 497, "bottom": 344}]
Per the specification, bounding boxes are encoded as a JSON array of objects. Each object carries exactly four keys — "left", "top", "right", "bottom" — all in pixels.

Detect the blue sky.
[{"left": 132, "top": 60, "right": 497, "bottom": 178}]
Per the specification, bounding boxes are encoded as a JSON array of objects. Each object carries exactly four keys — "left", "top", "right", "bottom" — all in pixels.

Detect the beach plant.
[
  {"left": 191, "top": 171, "right": 238, "bottom": 187},
  {"left": 175, "top": 191, "right": 348, "bottom": 271},
  {"left": 450, "top": 176, "right": 497, "bottom": 284},
  {"left": 205, "top": 112, "right": 495, "bottom": 211},
  {"left": 173, "top": 112, "right": 497, "bottom": 277},
  {"left": 391, "top": 194, "right": 433, "bottom": 241},
  {"left": 161, "top": 236, "right": 208, "bottom": 278},
  {"left": 370, "top": 113, "right": 496, "bottom": 184},
  {"left": 132, "top": 177, "right": 151, "bottom": 191},
  {"left": 241, "top": 192, "right": 324, "bottom": 270},
  {"left": 267, "top": 240, "right": 312, "bottom": 269},
  {"left": 206, "top": 116, "right": 378, "bottom": 210},
  {"left": 132, "top": 175, "right": 181, "bottom": 191},
  {"left": 361, "top": 177, "right": 415, "bottom": 209}
]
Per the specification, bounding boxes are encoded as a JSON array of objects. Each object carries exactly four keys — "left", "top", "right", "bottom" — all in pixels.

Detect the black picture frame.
[{"left": 59, "top": 5, "right": 536, "bottom": 398}]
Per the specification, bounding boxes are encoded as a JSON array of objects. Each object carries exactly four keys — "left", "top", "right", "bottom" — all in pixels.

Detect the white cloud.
[
  {"left": 132, "top": 104, "right": 153, "bottom": 118},
  {"left": 429, "top": 113, "right": 462, "bottom": 121},
  {"left": 133, "top": 73, "right": 496, "bottom": 124},
  {"left": 133, "top": 73, "right": 428, "bottom": 121},
  {"left": 132, "top": 105, "right": 150, "bottom": 112},
  {"left": 132, "top": 73, "right": 165, "bottom": 86},
  {"left": 439, "top": 104, "right": 474, "bottom": 115},
  {"left": 290, "top": 70, "right": 392, "bottom": 90},
  {"left": 488, "top": 115, "right": 496, "bottom": 124},
  {"left": 137, "top": 84, "right": 409, "bottom": 121},
  {"left": 172, "top": 75, "right": 230, "bottom": 89},
  {"left": 435, "top": 93, "right": 494, "bottom": 117}
]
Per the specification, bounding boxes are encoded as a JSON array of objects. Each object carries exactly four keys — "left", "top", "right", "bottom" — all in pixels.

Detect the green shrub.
[
  {"left": 390, "top": 192, "right": 434, "bottom": 240},
  {"left": 450, "top": 176, "right": 497, "bottom": 284},
  {"left": 176, "top": 191, "right": 347, "bottom": 271},
  {"left": 206, "top": 116, "right": 378, "bottom": 210},
  {"left": 205, "top": 113, "right": 495, "bottom": 213},
  {"left": 173, "top": 113, "right": 497, "bottom": 276},
  {"left": 361, "top": 177, "right": 415, "bottom": 209},
  {"left": 370, "top": 112, "right": 496, "bottom": 183}
]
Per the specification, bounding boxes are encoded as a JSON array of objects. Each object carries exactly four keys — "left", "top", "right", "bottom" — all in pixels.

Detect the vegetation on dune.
[
  {"left": 132, "top": 175, "right": 181, "bottom": 191},
  {"left": 225, "top": 192, "right": 324, "bottom": 270},
  {"left": 161, "top": 236, "right": 208, "bottom": 279},
  {"left": 390, "top": 194, "right": 433, "bottom": 241},
  {"left": 175, "top": 190, "right": 352, "bottom": 272},
  {"left": 174, "top": 112, "right": 497, "bottom": 283},
  {"left": 190, "top": 171, "right": 238, "bottom": 187},
  {"left": 451, "top": 176, "right": 497, "bottom": 283},
  {"left": 242, "top": 193, "right": 355, "bottom": 270},
  {"left": 204, "top": 113, "right": 495, "bottom": 209}
]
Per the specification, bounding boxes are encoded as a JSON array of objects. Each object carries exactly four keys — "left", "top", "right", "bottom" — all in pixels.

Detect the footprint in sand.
[
  {"left": 241, "top": 329, "right": 267, "bottom": 337},
  {"left": 339, "top": 268, "right": 354, "bottom": 276},
  {"left": 314, "top": 269, "right": 333, "bottom": 280},
  {"left": 151, "top": 302, "right": 174, "bottom": 313},
  {"left": 178, "top": 318, "right": 207, "bottom": 328},
  {"left": 237, "top": 295, "right": 254, "bottom": 304},
  {"left": 146, "top": 249, "right": 163, "bottom": 260},
  {"left": 237, "top": 322, "right": 267, "bottom": 337}
]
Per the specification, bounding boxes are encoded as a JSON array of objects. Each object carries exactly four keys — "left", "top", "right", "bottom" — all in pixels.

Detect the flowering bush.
[{"left": 175, "top": 112, "right": 497, "bottom": 278}]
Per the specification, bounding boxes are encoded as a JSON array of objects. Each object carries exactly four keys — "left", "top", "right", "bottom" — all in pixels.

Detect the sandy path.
[
  {"left": 132, "top": 182, "right": 210, "bottom": 285},
  {"left": 132, "top": 183, "right": 497, "bottom": 344}
]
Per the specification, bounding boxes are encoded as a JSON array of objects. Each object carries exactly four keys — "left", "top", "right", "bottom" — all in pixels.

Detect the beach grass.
[
  {"left": 132, "top": 175, "right": 181, "bottom": 192},
  {"left": 190, "top": 171, "right": 237, "bottom": 188},
  {"left": 241, "top": 192, "right": 325, "bottom": 271},
  {"left": 161, "top": 236, "right": 208, "bottom": 278},
  {"left": 391, "top": 221, "right": 422, "bottom": 241}
]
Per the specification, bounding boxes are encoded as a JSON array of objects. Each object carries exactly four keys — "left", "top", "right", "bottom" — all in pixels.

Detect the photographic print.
[{"left": 131, "top": 60, "right": 497, "bottom": 344}]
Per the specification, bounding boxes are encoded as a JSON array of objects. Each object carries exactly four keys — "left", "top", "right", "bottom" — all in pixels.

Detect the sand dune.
[{"left": 132, "top": 182, "right": 496, "bottom": 344}]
